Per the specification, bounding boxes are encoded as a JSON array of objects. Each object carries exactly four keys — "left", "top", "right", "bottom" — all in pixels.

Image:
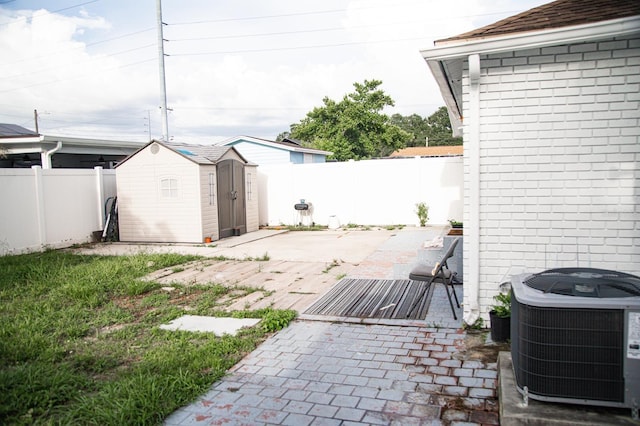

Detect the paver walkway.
[{"left": 164, "top": 229, "right": 501, "bottom": 425}]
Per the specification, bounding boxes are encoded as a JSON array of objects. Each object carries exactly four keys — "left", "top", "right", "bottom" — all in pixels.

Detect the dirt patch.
[{"left": 454, "top": 330, "right": 510, "bottom": 364}]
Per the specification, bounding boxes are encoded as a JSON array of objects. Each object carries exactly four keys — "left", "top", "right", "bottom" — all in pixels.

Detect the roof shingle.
[
  {"left": 437, "top": 0, "right": 640, "bottom": 44},
  {"left": 0, "top": 123, "right": 38, "bottom": 138}
]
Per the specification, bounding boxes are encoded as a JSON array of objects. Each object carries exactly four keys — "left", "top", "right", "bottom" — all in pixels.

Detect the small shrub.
[{"left": 415, "top": 202, "right": 429, "bottom": 226}]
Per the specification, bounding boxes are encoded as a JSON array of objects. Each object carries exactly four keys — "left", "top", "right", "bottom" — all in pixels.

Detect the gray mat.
[{"left": 304, "top": 278, "right": 434, "bottom": 320}]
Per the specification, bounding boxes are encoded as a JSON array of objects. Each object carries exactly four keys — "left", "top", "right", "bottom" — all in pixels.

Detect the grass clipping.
[{"left": 0, "top": 250, "right": 296, "bottom": 425}]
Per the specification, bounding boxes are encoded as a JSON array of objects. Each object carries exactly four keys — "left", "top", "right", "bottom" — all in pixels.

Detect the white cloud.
[{"left": 0, "top": 0, "right": 550, "bottom": 142}]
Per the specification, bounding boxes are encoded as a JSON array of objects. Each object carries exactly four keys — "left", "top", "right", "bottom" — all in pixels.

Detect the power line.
[
  {"left": 0, "top": 0, "right": 101, "bottom": 26},
  {"left": 167, "top": 7, "right": 521, "bottom": 28},
  {"left": 0, "top": 27, "right": 155, "bottom": 68},
  {"left": 168, "top": 7, "right": 350, "bottom": 26},
  {"left": 2, "top": 44, "right": 156, "bottom": 81},
  {"left": 168, "top": 36, "right": 435, "bottom": 57},
  {"left": 0, "top": 57, "right": 155, "bottom": 94}
]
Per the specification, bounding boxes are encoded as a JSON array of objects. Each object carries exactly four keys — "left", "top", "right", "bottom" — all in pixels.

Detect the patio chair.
[{"left": 407, "top": 237, "right": 461, "bottom": 320}]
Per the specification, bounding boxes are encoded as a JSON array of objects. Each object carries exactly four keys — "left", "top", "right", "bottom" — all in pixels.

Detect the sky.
[{"left": 0, "top": 0, "right": 550, "bottom": 144}]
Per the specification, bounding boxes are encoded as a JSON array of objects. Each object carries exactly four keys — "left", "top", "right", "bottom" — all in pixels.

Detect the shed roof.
[
  {"left": 390, "top": 145, "right": 463, "bottom": 158},
  {"left": 117, "top": 140, "right": 251, "bottom": 168},
  {"left": 438, "top": 0, "right": 640, "bottom": 44},
  {"left": 222, "top": 135, "right": 332, "bottom": 156},
  {"left": 0, "top": 123, "right": 39, "bottom": 138},
  {"left": 163, "top": 141, "right": 240, "bottom": 165}
]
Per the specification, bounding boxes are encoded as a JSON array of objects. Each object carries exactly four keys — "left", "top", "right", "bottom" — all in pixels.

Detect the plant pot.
[{"left": 489, "top": 310, "right": 510, "bottom": 342}]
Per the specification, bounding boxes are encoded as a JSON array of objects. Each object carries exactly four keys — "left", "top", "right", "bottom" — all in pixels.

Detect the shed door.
[{"left": 217, "top": 159, "right": 246, "bottom": 239}]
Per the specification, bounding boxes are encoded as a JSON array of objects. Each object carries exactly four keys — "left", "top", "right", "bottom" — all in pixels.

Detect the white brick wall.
[{"left": 464, "top": 35, "right": 640, "bottom": 318}]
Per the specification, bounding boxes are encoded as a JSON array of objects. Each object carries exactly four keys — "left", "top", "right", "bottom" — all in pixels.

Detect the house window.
[
  {"left": 208, "top": 172, "right": 215, "bottom": 205},
  {"left": 160, "top": 178, "right": 178, "bottom": 198},
  {"left": 246, "top": 172, "right": 252, "bottom": 201}
]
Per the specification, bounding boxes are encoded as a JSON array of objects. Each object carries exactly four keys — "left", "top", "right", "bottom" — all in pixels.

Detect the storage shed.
[{"left": 116, "top": 140, "right": 258, "bottom": 243}]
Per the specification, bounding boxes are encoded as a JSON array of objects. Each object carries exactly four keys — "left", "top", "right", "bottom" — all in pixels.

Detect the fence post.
[
  {"left": 32, "top": 165, "right": 46, "bottom": 247},
  {"left": 94, "top": 166, "right": 105, "bottom": 230}
]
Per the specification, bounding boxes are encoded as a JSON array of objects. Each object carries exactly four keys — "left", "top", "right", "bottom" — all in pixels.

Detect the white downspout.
[
  {"left": 41, "top": 141, "right": 62, "bottom": 169},
  {"left": 463, "top": 53, "right": 481, "bottom": 326}
]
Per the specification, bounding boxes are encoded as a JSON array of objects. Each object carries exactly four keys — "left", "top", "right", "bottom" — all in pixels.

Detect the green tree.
[
  {"left": 389, "top": 113, "right": 429, "bottom": 147},
  {"left": 289, "top": 80, "right": 411, "bottom": 161},
  {"left": 390, "top": 107, "right": 461, "bottom": 147},
  {"left": 424, "top": 106, "right": 461, "bottom": 146}
]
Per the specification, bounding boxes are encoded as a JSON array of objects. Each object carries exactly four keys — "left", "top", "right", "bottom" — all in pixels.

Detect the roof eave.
[
  {"left": 0, "top": 135, "right": 44, "bottom": 144},
  {"left": 422, "top": 15, "right": 640, "bottom": 134},
  {"left": 423, "top": 15, "right": 640, "bottom": 61},
  {"left": 41, "top": 135, "right": 144, "bottom": 149}
]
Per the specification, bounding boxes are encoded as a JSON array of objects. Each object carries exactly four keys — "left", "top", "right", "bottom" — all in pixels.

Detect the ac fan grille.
[{"left": 513, "top": 304, "right": 624, "bottom": 403}]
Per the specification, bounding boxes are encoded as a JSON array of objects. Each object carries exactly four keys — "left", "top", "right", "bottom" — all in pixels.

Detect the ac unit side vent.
[{"left": 513, "top": 304, "right": 625, "bottom": 403}]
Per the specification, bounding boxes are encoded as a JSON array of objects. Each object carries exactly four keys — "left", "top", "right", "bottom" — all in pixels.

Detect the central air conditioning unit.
[{"left": 510, "top": 267, "right": 640, "bottom": 419}]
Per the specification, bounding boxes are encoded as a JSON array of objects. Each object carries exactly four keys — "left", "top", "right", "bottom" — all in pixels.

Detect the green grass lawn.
[{"left": 0, "top": 250, "right": 296, "bottom": 425}]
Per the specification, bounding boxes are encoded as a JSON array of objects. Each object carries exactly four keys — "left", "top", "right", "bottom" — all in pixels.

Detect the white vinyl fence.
[
  {"left": 0, "top": 166, "right": 116, "bottom": 255},
  {"left": 1, "top": 157, "right": 462, "bottom": 255},
  {"left": 258, "top": 156, "right": 463, "bottom": 227}
]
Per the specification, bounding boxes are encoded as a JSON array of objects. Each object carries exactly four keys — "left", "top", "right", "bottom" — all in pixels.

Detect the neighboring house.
[
  {"left": 222, "top": 135, "right": 332, "bottom": 165},
  {"left": 421, "top": 0, "right": 640, "bottom": 323},
  {"left": 390, "top": 145, "right": 463, "bottom": 158},
  {"left": 116, "top": 140, "right": 259, "bottom": 243},
  {"left": 0, "top": 123, "right": 144, "bottom": 169}
]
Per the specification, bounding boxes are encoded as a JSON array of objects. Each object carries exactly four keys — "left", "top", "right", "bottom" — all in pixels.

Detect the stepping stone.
[{"left": 159, "top": 315, "right": 260, "bottom": 336}]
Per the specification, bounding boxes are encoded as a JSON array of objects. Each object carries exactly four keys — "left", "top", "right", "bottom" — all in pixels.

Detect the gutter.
[
  {"left": 42, "top": 141, "right": 62, "bottom": 169},
  {"left": 463, "top": 53, "right": 481, "bottom": 326}
]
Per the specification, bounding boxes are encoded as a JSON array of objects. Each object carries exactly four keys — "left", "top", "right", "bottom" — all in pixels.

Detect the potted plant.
[
  {"left": 489, "top": 291, "right": 511, "bottom": 342},
  {"left": 448, "top": 219, "right": 463, "bottom": 229},
  {"left": 448, "top": 219, "right": 463, "bottom": 235},
  {"left": 415, "top": 202, "right": 429, "bottom": 227}
]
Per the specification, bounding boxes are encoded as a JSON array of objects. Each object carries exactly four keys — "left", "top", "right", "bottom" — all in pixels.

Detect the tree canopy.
[
  {"left": 288, "top": 80, "right": 411, "bottom": 161},
  {"left": 390, "top": 107, "right": 461, "bottom": 147}
]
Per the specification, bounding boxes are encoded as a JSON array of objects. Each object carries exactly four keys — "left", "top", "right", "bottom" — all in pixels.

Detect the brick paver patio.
[{"left": 164, "top": 229, "right": 501, "bottom": 425}]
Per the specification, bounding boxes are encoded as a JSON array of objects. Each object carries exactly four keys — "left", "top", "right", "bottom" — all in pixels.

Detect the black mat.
[{"left": 304, "top": 278, "right": 434, "bottom": 320}]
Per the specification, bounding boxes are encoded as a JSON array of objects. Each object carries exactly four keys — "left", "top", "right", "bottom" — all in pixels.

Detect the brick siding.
[{"left": 462, "top": 35, "right": 640, "bottom": 317}]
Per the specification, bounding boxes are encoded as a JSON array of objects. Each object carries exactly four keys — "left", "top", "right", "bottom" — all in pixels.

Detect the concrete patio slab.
[{"left": 498, "top": 352, "right": 637, "bottom": 425}]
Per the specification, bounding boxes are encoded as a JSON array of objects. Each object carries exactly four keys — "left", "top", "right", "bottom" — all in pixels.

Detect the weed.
[
  {"left": 286, "top": 225, "right": 326, "bottom": 231},
  {"left": 322, "top": 259, "right": 341, "bottom": 273},
  {"left": 336, "top": 273, "right": 347, "bottom": 280},
  {"left": 258, "top": 309, "right": 297, "bottom": 332},
  {"left": 383, "top": 224, "right": 406, "bottom": 231},
  {"left": 245, "top": 252, "right": 270, "bottom": 261},
  {"left": 210, "top": 255, "right": 233, "bottom": 261},
  {"left": 464, "top": 317, "right": 485, "bottom": 330}
]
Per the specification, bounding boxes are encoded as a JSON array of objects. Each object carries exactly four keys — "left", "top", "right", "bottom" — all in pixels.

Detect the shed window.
[
  {"left": 208, "top": 172, "right": 215, "bottom": 205},
  {"left": 160, "top": 178, "right": 178, "bottom": 198}
]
